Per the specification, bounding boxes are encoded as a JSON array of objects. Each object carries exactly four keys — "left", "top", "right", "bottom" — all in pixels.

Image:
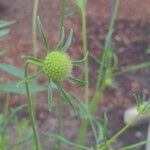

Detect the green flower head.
[
  {"left": 22, "top": 23, "right": 87, "bottom": 111},
  {"left": 43, "top": 51, "right": 72, "bottom": 81}
]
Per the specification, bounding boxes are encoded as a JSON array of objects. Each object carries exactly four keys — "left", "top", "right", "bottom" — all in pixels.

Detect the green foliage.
[
  {"left": 45, "top": 132, "right": 91, "bottom": 149},
  {"left": 0, "top": 20, "right": 15, "bottom": 37},
  {"left": 0, "top": 81, "right": 45, "bottom": 94},
  {"left": 37, "top": 16, "right": 49, "bottom": 52},
  {"left": 1, "top": 0, "right": 150, "bottom": 150},
  {"left": 0, "top": 104, "right": 33, "bottom": 150},
  {"left": 0, "top": 63, "right": 24, "bottom": 79},
  {"left": 73, "top": 0, "right": 87, "bottom": 13},
  {"left": 0, "top": 63, "right": 46, "bottom": 94}
]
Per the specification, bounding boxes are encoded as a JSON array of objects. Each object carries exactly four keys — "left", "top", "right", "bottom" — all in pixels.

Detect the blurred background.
[{"left": 0, "top": 0, "right": 150, "bottom": 149}]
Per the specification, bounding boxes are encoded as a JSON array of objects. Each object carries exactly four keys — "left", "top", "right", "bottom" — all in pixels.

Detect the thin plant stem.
[
  {"left": 3, "top": 93, "right": 10, "bottom": 120},
  {"left": 60, "top": 0, "right": 66, "bottom": 28},
  {"left": 2, "top": 93, "right": 10, "bottom": 145},
  {"left": 90, "top": 0, "right": 121, "bottom": 113},
  {"left": 97, "top": 115, "right": 139, "bottom": 150},
  {"left": 76, "top": 118, "right": 88, "bottom": 149},
  {"left": 82, "top": 11, "right": 89, "bottom": 105},
  {"left": 32, "top": 0, "right": 39, "bottom": 56},
  {"left": 56, "top": 97, "right": 63, "bottom": 150},
  {"left": 24, "top": 61, "right": 41, "bottom": 150},
  {"left": 76, "top": 10, "right": 89, "bottom": 149},
  {"left": 114, "top": 62, "right": 150, "bottom": 76}
]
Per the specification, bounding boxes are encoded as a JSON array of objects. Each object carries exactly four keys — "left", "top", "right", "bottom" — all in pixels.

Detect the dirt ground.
[{"left": 0, "top": 0, "right": 150, "bottom": 150}]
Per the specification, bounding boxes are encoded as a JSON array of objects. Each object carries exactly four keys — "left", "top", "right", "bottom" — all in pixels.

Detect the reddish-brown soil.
[{"left": 0, "top": 0, "right": 150, "bottom": 150}]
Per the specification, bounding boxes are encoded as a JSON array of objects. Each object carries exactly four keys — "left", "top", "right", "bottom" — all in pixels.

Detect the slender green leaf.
[
  {"left": 55, "top": 82, "right": 75, "bottom": 110},
  {"left": 56, "top": 26, "right": 65, "bottom": 50},
  {"left": 68, "top": 94, "right": 88, "bottom": 118},
  {"left": 112, "top": 53, "right": 118, "bottom": 70},
  {"left": 114, "top": 62, "right": 150, "bottom": 76},
  {"left": 22, "top": 56, "right": 43, "bottom": 66},
  {"left": 102, "top": 113, "right": 109, "bottom": 149},
  {"left": 9, "top": 104, "right": 27, "bottom": 120},
  {"left": 17, "top": 70, "right": 43, "bottom": 86},
  {"left": 44, "top": 132, "right": 89, "bottom": 150},
  {"left": 2, "top": 104, "right": 27, "bottom": 134},
  {"left": 12, "top": 136, "right": 33, "bottom": 148},
  {"left": 96, "top": 121, "right": 104, "bottom": 143},
  {"left": 61, "top": 28, "right": 73, "bottom": 51},
  {"left": 0, "top": 63, "right": 24, "bottom": 78},
  {"left": 0, "top": 20, "right": 15, "bottom": 28},
  {"left": 90, "top": 53, "right": 100, "bottom": 65},
  {"left": 68, "top": 75, "right": 86, "bottom": 85},
  {"left": 37, "top": 16, "right": 49, "bottom": 52},
  {"left": 72, "top": 52, "right": 89, "bottom": 65},
  {"left": 72, "top": 96, "right": 99, "bottom": 144},
  {"left": 119, "top": 140, "right": 150, "bottom": 150},
  {"left": 104, "top": 29, "right": 114, "bottom": 50},
  {"left": 47, "top": 79, "right": 53, "bottom": 111},
  {"left": 0, "top": 81, "right": 45, "bottom": 94},
  {"left": 0, "top": 28, "right": 10, "bottom": 37}
]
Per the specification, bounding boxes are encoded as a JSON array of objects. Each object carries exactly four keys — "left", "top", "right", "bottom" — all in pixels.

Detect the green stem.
[
  {"left": 3, "top": 93, "right": 10, "bottom": 121},
  {"left": 56, "top": 96, "right": 63, "bottom": 150},
  {"left": 108, "top": 0, "right": 121, "bottom": 33},
  {"left": 82, "top": 11, "right": 89, "bottom": 105},
  {"left": 76, "top": 1, "right": 121, "bottom": 148},
  {"left": 24, "top": 61, "right": 41, "bottom": 150},
  {"left": 2, "top": 93, "right": 10, "bottom": 146},
  {"left": 76, "top": 10, "right": 89, "bottom": 149},
  {"left": 97, "top": 115, "right": 139, "bottom": 150},
  {"left": 90, "top": 0, "right": 121, "bottom": 113},
  {"left": 60, "top": 0, "right": 66, "bottom": 28},
  {"left": 32, "top": 0, "right": 39, "bottom": 56}
]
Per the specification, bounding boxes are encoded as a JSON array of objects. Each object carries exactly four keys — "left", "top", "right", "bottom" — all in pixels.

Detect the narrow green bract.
[{"left": 43, "top": 51, "right": 72, "bottom": 80}]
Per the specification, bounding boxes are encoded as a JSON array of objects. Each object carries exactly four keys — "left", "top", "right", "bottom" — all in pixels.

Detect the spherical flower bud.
[{"left": 43, "top": 51, "right": 72, "bottom": 81}]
